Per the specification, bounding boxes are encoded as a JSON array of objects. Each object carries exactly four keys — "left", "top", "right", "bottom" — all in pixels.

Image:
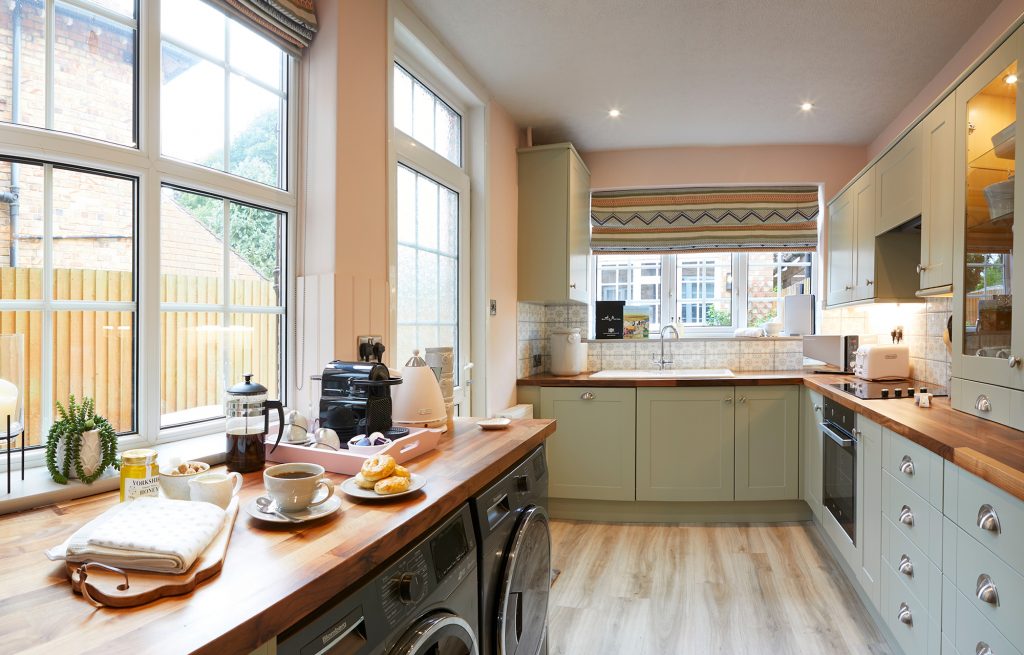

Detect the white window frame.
[{"left": 0, "top": 0, "right": 298, "bottom": 472}]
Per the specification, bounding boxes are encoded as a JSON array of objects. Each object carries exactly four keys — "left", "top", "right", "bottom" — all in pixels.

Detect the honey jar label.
[{"left": 123, "top": 476, "right": 159, "bottom": 500}]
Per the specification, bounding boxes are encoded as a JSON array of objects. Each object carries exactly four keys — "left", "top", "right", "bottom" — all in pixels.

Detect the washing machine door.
[
  {"left": 497, "top": 505, "right": 551, "bottom": 655},
  {"left": 391, "top": 613, "right": 478, "bottom": 655}
]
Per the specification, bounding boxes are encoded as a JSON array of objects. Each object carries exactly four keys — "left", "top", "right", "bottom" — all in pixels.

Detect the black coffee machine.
[{"left": 319, "top": 361, "right": 408, "bottom": 445}]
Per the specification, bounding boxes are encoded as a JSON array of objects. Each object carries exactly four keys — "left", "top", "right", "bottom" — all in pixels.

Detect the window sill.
[
  {"left": 583, "top": 335, "right": 803, "bottom": 343},
  {"left": 0, "top": 433, "right": 228, "bottom": 517}
]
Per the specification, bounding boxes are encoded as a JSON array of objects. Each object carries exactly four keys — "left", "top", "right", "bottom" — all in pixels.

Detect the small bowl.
[
  {"left": 347, "top": 433, "right": 392, "bottom": 456},
  {"left": 478, "top": 417, "right": 512, "bottom": 430},
  {"left": 158, "top": 461, "right": 211, "bottom": 500}
]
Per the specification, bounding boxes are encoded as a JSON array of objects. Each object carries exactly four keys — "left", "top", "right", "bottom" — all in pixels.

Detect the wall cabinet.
[
  {"left": 800, "top": 388, "right": 823, "bottom": 520},
  {"left": 853, "top": 169, "right": 878, "bottom": 301},
  {"left": 919, "top": 94, "right": 957, "bottom": 293},
  {"left": 635, "top": 387, "right": 735, "bottom": 501},
  {"left": 876, "top": 123, "right": 923, "bottom": 235},
  {"left": 539, "top": 387, "right": 635, "bottom": 500},
  {"left": 517, "top": 143, "right": 591, "bottom": 304},
  {"left": 827, "top": 186, "right": 857, "bottom": 306},
  {"left": 734, "top": 385, "right": 800, "bottom": 501}
]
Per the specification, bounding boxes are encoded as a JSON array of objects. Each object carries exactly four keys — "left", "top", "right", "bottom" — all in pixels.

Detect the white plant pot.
[{"left": 54, "top": 429, "right": 103, "bottom": 480}]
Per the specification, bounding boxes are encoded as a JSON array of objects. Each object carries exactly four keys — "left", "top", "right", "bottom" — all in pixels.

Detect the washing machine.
[
  {"left": 278, "top": 505, "right": 479, "bottom": 655},
  {"left": 470, "top": 445, "right": 550, "bottom": 655}
]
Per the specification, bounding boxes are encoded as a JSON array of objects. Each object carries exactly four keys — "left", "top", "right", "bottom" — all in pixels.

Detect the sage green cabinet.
[
  {"left": 636, "top": 387, "right": 735, "bottom": 501},
  {"left": 800, "top": 388, "right": 824, "bottom": 519},
  {"left": 540, "top": 387, "right": 635, "bottom": 500},
  {"left": 876, "top": 123, "right": 922, "bottom": 235},
  {"left": 827, "top": 189, "right": 856, "bottom": 306},
  {"left": 919, "top": 94, "right": 956, "bottom": 293},
  {"left": 734, "top": 385, "right": 800, "bottom": 501},
  {"left": 517, "top": 143, "right": 591, "bottom": 304},
  {"left": 852, "top": 169, "right": 878, "bottom": 302},
  {"left": 857, "top": 417, "right": 884, "bottom": 609}
]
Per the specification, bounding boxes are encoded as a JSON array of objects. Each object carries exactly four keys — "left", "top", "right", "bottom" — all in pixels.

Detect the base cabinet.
[
  {"left": 540, "top": 387, "right": 636, "bottom": 501},
  {"left": 800, "top": 388, "right": 823, "bottom": 519},
  {"left": 636, "top": 387, "right": 735, "bottom": 501},
  {"left": 857, "top": 418, "right": 883, "bottom": 609},
  {"left": 734, "top": 385, "right": 799, "bottom": 501}
]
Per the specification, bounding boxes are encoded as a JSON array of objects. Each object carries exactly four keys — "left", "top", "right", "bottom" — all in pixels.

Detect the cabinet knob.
[
  {"left": 977, "top": 504, "right": 1001, "bottom": 534},
  {"left": 976, "top": 574, "right": 1000, "bottom": 606},
  {"left": 844, "top": 284, "right": 854, "bottom": 291},
  {"left": 897, "top": 602, "right": 913, "bottom": 626},
  {"left": 899, "top": 455, "right": 915, "bottom": 477},
  {"left": 899, "top": 505, "right": 915, "bottom": 527},
  {"left": 1010, "top": 356, "right": 1020, "bottom": 368},
  {"left": 580, "top": 392, "right": 595, "bottom": 401},
  {"left": 977, "top": 642, "right": 994, "bottom": 655},
  {"left": 916, "top": 264, "right": 927, "bottom": 274},
  {"left": 570, "top": 283, "right": 577, "bottom": 289},
  {"left": 738, "top": 396, "right": 747, "bottom": 403},
  {"left": 865, "top": 279, "right": 874, "bottom": 286},
  {"left": 975, "top": 395, "right": 992, "bottom": 412},
  {"left": 898, "top": 554, "right": 914, "bottom": 578},
  {"left": 723, "top": 397, "right": 733, "bottom": 404},
  {"left": 813, "top": 404, "right": 822, "bottom": 412}
]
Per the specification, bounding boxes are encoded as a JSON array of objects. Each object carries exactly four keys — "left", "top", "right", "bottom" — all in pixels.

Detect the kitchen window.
[
  {"left": 594, "top": 251, "right": 814, "bottom": 334},
  {"left": 0, "top": 0, "right": 296, "bottom": 463}
]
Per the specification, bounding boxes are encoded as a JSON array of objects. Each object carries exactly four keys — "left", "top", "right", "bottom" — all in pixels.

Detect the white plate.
[
  {"left": 340, "top": 473, "right": 427, "bottom": 500},
  {"left": 244, "top": 494, "right": 342, "bottom": 524},
  {"left": 478, "top": 417, "right": 512, "bottom": 430}
]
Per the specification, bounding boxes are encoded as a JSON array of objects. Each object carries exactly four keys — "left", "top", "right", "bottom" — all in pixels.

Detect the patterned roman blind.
[
  {"left": 213, "top": 0, "right": 318, "bottom": 53},
  {"left": 590, "top": 186, "right": 820, "bottom": 254}
]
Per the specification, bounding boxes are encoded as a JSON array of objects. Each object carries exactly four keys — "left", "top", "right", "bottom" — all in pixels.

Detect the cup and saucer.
[{"left": 245, "top": 462, "right": 342, "bottom": 524}]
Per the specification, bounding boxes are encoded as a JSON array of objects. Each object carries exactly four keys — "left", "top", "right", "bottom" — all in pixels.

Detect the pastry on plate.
[
  {"left": 353, "top": 472, "right": 376, "bottom": 490},
  {"left": 374, "top": 475, "right": 411, "bottom": 495},
  {"left": 392, "top": 465, "right": 411, "bottom": 479},
  {"left": 361, "top": 453, "right": 396, "bottom": 481}
]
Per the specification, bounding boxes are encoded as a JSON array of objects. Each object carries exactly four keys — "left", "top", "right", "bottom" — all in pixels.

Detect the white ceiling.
[{"left": 405, "top": 0, "right": 1003, "bottom": 151}]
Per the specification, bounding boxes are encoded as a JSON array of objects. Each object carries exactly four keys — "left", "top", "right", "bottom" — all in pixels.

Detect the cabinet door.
[
  {"left": 857, "top": 417, "right": 884, "bottom": 609},
  {"left": 567, "top": 150, "right": 591, "bottom": 304},
  {"left": 801, "top": 388, "right": 823, "bottom": 518},
  {"left": 734, "top": 385, "right": 799, "bottom": 501},
  {"left": 636, "top": 387, "right": 734, "bottom": 501},
  {"left": 540, "top": 387, "right": 636, "bottom": 500},
  {"left": 952, "top": 29, "right": 1024, "bottom": 389},
  {"left": 920, "top": 94, "right": 956, "bottom": 292},
  {"left": 853, "top": 168, "right": 878, "bottom": 301},
  {"left": 827, "top": 190, "right": 856, "bottom": 306},
  {"left": 876, "top": 125, "right": 923, "bottom": 235}
]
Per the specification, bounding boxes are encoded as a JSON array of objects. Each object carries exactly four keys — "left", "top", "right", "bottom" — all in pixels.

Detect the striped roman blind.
[
  {"left": 213, "top": 0, "right": 318, "bottom": 53},
  {"left": 590, "top": 186, "right": 820, "bottom": 254}
]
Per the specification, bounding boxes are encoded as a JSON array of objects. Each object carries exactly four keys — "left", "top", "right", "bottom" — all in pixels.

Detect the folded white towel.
[
  {"left": 46, "top": 497, "right": 226, "bottom": 574},
  {"left": 734, "top": 327, "right": 765, "bottom": 338}
]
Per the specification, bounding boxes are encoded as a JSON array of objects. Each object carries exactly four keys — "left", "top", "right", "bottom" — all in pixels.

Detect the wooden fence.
[{"left": 1, "top": 267, "right": 278, "bottom": 447}]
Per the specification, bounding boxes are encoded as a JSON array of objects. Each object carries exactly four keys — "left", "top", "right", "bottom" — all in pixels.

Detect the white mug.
[
  {"left": 188, "top": 472, "right": 243, "bottom": 509},
  {"left": 314, "top": 427, "right": 341, "bottom": 449},
  {"left": 264, "top": 463, "right": 334, "bottom": 512}
]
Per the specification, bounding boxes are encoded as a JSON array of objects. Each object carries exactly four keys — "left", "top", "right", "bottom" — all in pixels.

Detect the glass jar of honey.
[{"left": 120, "top": 448, "right": 159, "bottom": 501}]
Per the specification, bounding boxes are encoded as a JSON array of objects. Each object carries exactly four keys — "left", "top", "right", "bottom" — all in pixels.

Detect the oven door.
[{"left": 821, "top": 421, "right": 857, "bottom": 545}]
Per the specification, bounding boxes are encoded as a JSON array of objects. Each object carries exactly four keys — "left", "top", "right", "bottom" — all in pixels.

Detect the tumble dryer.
[{"left": 470, "top": 445, "right": 550, "bottom": 655}]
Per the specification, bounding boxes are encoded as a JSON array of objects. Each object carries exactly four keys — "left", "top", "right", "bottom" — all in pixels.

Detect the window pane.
[
  {"left": 227, "top": 312, "right": 280, "bottom": 401},
  {"left": 595, "top": 254, "right": 662, "bottom": 329},
  {"left": 393, "top": 64, "right": 462, "bottom": 166},
  {"left": 88, "top": 0, "right": 136, "bottom": 18},
  {"left": 1, "top": 1, "right": 46, "bottom": 130},
  {"left": 0, "top": 159, "right": 43, "bottom": 299},
  {"left": 747, "top": 251, "right": 813, "bottom": 327},
  {"left": 393, "top": 65, "right": 413, "bottom": 136},
  {"left": 53, "top": 2, "right": 135, "bottom": 145},
  {"left": 0, "top": 310, "right": 42, "bottom": 446},
  {"left": 229, "top": 201, "right": 282, "bottom": 306},
  {"left": 160, "top": 310, "right": 224, "bottom": 425},
  {"left": 228, "top": 74, "right": 282, "bottom": 187},
  {"left": 412, "top": 82, "right": 435, "bottom": 150},
  {"left": 52, "top": 309, "right": 134, "bottom": 433},
  {"left": 396, "top": 165, "right": 416, "bottom": 243},
  {"left": 676, "top": 254, "right": 731, "bottom": 327},
  {"left": 52, "top": 168, "right": 134, "bottom": 300},
  {"left": 161, "top": 43, "right": 225, "bottom": 169},
  {"left": 228, "top": 21, "right": 283, "bottom": 90},
  {"left": 161, "top": 188, "right": 224, "bottom": 304},
  {"left": 161, "top": 0, "right": 225, "bottom": 60},
  {"left": 416, "top": 175, "right": 438, "bottom": 250}
]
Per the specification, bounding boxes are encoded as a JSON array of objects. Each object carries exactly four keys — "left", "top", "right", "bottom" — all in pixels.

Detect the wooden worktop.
[
  {"left": 520, "top": 371, "right": 1024, "bottom": 502},
  {"left": 0, "top": 419, "right": 557, "bottom": 655}
]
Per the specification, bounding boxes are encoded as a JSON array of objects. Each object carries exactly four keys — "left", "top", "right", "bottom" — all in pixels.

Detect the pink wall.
[
  {"left": 582, "top": 145, "right": 867, "bottom": 204},
  {"left": 868, "top": 0, "right": 1024, "bottom": 159},
  {"left": 485, "top": 102, "right": 519, "bottom": 413}
]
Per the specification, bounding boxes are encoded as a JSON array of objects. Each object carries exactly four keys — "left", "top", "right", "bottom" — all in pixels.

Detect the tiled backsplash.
[{"left": 518, "top": 299, "right": 954, "bottom": 388}]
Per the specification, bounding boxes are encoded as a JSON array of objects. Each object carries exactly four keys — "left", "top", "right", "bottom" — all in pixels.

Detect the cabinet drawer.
[
  {"left": 955, "top": 468, "right": 1024, "bottom": 574},
  {"left": 883, "top": 429, "right": 943, "bottom": 508},
  {"left": 885, "top": 517, "right": 942, "bottom": 616},
  {"left": 954, "top": 528, "right": 1024, "bottom": 649},
  {"left": 952, "top": 379, "right": 1011, "bottom": 425},
  {"left": 953, "top": 583, "right": 1023, "bottom": 655},
  {"left": 884, "top": 471, "right": 943, "bottom": 563},
  {"left": 882, "top": 565, "right": 940, "bottom": 655}
]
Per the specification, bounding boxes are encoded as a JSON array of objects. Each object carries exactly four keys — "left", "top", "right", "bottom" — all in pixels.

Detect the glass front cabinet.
[{"left": 953, "top": 27, "right": 1024, "bottom": 418}]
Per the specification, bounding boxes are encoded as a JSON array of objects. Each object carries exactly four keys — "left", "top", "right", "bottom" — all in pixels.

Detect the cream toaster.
[{"left": 854, "top": 344, "right": 910, "bottom": 381}]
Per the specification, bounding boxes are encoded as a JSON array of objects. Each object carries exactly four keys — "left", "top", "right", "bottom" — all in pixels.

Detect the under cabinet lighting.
[{"left": 1005, "top": 73, "right": 1019, "bottom": 84}]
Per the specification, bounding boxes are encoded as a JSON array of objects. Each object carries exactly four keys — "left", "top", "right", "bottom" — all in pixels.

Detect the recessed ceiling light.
[
  {"left": 1006, "top": 73, "right": 1019, "bottom": 84},
  {"left": 608, "top": 108, "right": 621, "bottom": 118},
  {"left": 800, "top": 102, "right": 814, "bottom": 112}
]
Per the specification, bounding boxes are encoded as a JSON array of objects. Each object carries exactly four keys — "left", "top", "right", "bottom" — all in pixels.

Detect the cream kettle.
[{"left": 392, "top": 349, "right": 448, "bottom": 432}]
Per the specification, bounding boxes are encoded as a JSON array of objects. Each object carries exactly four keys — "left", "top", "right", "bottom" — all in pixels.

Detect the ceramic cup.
[
  {"left": 314, "top": 427, "right": 341, "bottom": 450},
  {"left": 286, "top": 409, "right": 309, "bottom": 432},
  {"left": 188, "top": 471, "right": 243, "bottom": 508},
  {"left": 264, "top": 463, "right": 334, "bottom": 512},
  {"left": 285, "top": 423, "right": 309, "bottom": 443},
  {"left": 158, "top": 462, "right": 210, "bottom": 500}
]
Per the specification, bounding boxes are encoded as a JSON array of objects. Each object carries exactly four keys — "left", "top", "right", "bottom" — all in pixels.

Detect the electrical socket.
[
  {"left": 489, "top": 299, "right": 497, "bottom": 316},
  {"left": 357, "top": 335, "right": 383, "bottom": 352},
  {"left": 532, "top": 354, "right": 542, "bottom": 368}
]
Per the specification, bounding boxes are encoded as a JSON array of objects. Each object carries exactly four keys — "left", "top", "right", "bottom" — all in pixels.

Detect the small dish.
[
  {"left": 340, "top": 473, "right": 427, "bottom": 500},
  {"left": 244, "top": 494, "right": 342, "bottom": 524},
  {"left": 158, "top": 461, "right": 211, "bottom": 500},
  {"left": 347, "top": 433, "right": 392, "bottom": 455},
  {"left": 477, "top": 417, "right": 511, "bottom": 430}
]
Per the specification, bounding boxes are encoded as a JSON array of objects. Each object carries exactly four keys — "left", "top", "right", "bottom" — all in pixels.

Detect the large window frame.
[{"left": 0, "top": 0, "right": 298, "bottom": 468}]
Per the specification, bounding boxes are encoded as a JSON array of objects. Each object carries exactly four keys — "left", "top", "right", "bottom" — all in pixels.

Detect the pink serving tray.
[{"left": 264, "top": 428, "right": 443, "bottom": 476}]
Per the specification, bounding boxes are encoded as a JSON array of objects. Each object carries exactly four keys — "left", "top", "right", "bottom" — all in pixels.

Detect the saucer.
[
  {"left": 340, "top": 473, "right": 427, "bottom": 500},
  {"left": 244, "top": 494, "right": 342, "bottom": 524}
]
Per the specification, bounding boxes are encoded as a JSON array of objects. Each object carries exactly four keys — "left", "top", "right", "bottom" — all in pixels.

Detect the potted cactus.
[{"left": 45, "top": 395, "right": 120, "bottom": 484}]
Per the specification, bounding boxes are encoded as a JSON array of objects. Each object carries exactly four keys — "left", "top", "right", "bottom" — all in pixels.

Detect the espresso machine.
[{"left": 318, "top": 361, "right": 407, "bottom": 444}]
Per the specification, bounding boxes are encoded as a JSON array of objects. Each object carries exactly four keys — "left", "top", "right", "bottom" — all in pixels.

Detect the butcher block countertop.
[
  {"left": 520, "top": 371, "right": 1024, "bottom": 502},
  {"left": 0, "top": 419, "right": 556, "bottom": 655}
]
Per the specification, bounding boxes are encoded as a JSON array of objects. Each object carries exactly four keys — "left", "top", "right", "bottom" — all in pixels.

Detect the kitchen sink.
[{"left": 589, "top": 368, "right": 735, "bottom": 379}]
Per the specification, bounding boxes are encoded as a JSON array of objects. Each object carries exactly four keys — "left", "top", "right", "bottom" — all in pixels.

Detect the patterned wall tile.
[
  {"left": 675, "top": 354, "right": 706, "bottom": 369},
  {"left": 602, "top": 354, "right": 636, "bottom": 370},
  {"left": 602, "top": 341, "right": 638, "bottom": 356},
  {"left": 670, "top": 340, "right": 706, "bottom": 356},
  {"left": 774, "top": 353, "right": 804, "bottom": 370},
  {"left": 775, "top": 339, "right": 803, "bottom": 354},
  {"left": 739, "top": 354, "right": 772, "bottom": 371},
  {"left": 739, "top": 340, "right": 774, "bottom": 354},
  {"left": 706, "top": 340, "right": 740, "bottom": 355},
  {"left": 706, "top": 354, "right": 741, "bottom": 369}
]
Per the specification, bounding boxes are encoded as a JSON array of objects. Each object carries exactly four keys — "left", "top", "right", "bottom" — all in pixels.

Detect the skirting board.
[{"left": 549, "top": 498, "right": 812, "bottom": 524}]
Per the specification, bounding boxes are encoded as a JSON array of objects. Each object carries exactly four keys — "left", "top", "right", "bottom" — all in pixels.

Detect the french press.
[{"left": 224, "top": 373, "right": 284, "bottom": 473}]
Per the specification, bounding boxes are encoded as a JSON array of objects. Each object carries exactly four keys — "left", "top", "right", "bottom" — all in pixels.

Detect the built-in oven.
[{"left": 820, "top": 396, "right": 857, "bottom": 544}]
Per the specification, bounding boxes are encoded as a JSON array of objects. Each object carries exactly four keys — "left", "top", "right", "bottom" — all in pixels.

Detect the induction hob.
[{"left": 829, "top": 378, "right": 948, "bottom": 400}]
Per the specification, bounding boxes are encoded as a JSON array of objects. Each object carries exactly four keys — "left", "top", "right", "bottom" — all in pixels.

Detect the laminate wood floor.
[{"left": 548, "top": 520, "right": 894, "bottom": 655}]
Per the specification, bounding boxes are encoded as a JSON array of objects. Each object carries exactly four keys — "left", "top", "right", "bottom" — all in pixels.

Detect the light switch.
[{"left": 489, "top": 299, "right": 497, "bottom": 316}]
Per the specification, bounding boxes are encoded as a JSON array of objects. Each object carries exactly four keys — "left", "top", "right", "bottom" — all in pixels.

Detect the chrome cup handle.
[
  {"left": 899, "top": 505, "right": 915, "bottom": 527},
  {"left": 897, "top": 602, "right": 913, "bottom": 626},
  {"left": 976, "top": 574, "right": 1000, "bottom": 606},
  {"left": 977, "top": 642, "right": 994, "bottom": 655},
  {"left": 977, "top": 504, "right": 1001, "bottom": 534},
  {"left": 898, "top": 554, "right": 914, "bottom": 578},
  {"left": 580, "top": 392, "right": 595, "bottom": 401},
  {"left": 899, "top": 455, "right": 915, "bottom": 477}
]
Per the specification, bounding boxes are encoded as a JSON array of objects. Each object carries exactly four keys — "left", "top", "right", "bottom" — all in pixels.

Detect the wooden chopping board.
[{"left": 66, "top": 497, "right": 240, "bottom": 608}]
